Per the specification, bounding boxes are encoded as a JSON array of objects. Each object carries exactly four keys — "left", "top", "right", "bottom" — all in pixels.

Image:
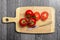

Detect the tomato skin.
[
  {"left": 19, "top": 18, "right": 28, "bottom": 27},
  {"left": 41, "top": 11, "right": 48, "bottom": 21},
  {"left": 28, "top": 18, "right": 36, "bottom": 28},
  {"left": 25, "top": 10, "right": 33, "bottom": 18},
  {"left": 32, "top": 12, "right": 40, "bottom": 21}
]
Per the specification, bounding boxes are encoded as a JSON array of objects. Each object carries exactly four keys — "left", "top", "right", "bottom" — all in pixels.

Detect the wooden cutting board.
[{"left": 2, "top": 6, "right": 55, "bottom": 33}]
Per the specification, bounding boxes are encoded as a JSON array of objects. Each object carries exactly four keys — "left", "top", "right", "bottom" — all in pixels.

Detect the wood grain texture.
[
  {"left": 0, "top": 0, "right": 2, "bottom": 40},
  {"left": 0, "top": 0, "right": 60, "bottom": 40},
  {"left": 7, "top": 0, "right": 17, "bottom": 40},
  {"left": 0, "top": 0, "right": 7, "bottom": 40},
  {"left": 49, "top": 0, "right": 60, "bottom": 40}
]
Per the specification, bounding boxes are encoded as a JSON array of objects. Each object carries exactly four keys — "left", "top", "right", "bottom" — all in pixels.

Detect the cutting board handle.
[{"left": 2, "top": 17, "right": 15, "bottom": 23}]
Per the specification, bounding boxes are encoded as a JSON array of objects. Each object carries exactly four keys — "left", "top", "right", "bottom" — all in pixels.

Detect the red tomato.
[
  {"left": 25, "top": 10, "right": 33, "bottom": 18},
  {"left": 32, "top": 12, "right": 40, "bottom": 21},
  {"left": 41, "top": 11, "right": 48, "bottom": 21},
  {"left": 28, "top": 18, "right": 36, "bottom": 28},
  {"left": 19, "top": 18, "right": 28, "bottom": 27}
]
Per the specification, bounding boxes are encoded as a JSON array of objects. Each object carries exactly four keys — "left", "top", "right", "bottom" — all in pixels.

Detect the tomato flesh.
[
  {"left": 41, "top": 11, "right": 48, "bottom": 21},
  {"left": 19, "top": 18, "right": 28, "bottom": 27},
  {"left": 32, "top": 12, "right": 40, "bottom": 21},
  {"left": 25, "top": 10, "right": 33, "bottom": 18},
  {"left": 28, "top": 18, "right": 36, "bottom": 28}
]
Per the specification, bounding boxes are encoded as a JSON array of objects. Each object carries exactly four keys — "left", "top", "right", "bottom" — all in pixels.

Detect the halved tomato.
[
  {"left": 19, "top": 18, "right": 28, "bottom": 27},
  {"left": 41, "top": 11, "right": 49, "bottom": 21},
  {"left": 32, "top": 12, "right": 40, "bottom": 21},
  {"left": 28, "top": 18, "right": 36, "bottom": 28},
  {"left": 25, "top": 10, "right": 33, "bottom": 19}
]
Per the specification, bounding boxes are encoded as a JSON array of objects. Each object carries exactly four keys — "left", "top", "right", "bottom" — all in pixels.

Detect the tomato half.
[
  {"left": 41, "top": 11, "right": 48, "bottom": 21},
  {"left": 32, "top": 12, "right": 40, "bottom": 21},
  {"left": 28, "top": 18, "right": 36, "bottom": 28},
  {"left": 25, "top": 10, "right": 33, "bottom": 19},
  {"left": 19, "top": 18, "right": 28, "bottom": 27}
]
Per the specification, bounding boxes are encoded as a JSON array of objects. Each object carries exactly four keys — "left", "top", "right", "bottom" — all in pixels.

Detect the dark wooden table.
[{"left": 0, "top": 0, "right": 60, "bottom": 40}]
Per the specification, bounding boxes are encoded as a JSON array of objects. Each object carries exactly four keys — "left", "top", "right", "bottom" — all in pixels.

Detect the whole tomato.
[
  {"left": 28, "top": 18, "right": 36, "bottom": 28},
  {"left": 41, "top": 11, "right": 48, "bottom": 21},
  {"left": 25, "top": 10, "right": 33, "bottom": 19},
  {"left": 19, "top": 18, "right": 28, "bottom": 27},
  {"left": 32, "top": 12, "right": 40, "bottom": 21}
]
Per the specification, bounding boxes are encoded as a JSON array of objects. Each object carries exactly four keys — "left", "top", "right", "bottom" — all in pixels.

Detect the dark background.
[{"left": 0, "top": 0, "right": 60, "bottom": 40}]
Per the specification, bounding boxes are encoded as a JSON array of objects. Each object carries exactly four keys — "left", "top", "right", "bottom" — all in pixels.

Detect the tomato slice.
[
  {"left": 19, "top": 18, "right": 28, "bottom": 27},
  {"left": 28, "top": 18, "right": 36, "bottom": 28},
  {"left": 32, "top": 12, "right": 40, "bottom": 21},
  {"left": 41, "top": 11, "right": 48, "bottom": 21},
  {"left": 25, "top": 10, "right": 33, "bottom": 19}
]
